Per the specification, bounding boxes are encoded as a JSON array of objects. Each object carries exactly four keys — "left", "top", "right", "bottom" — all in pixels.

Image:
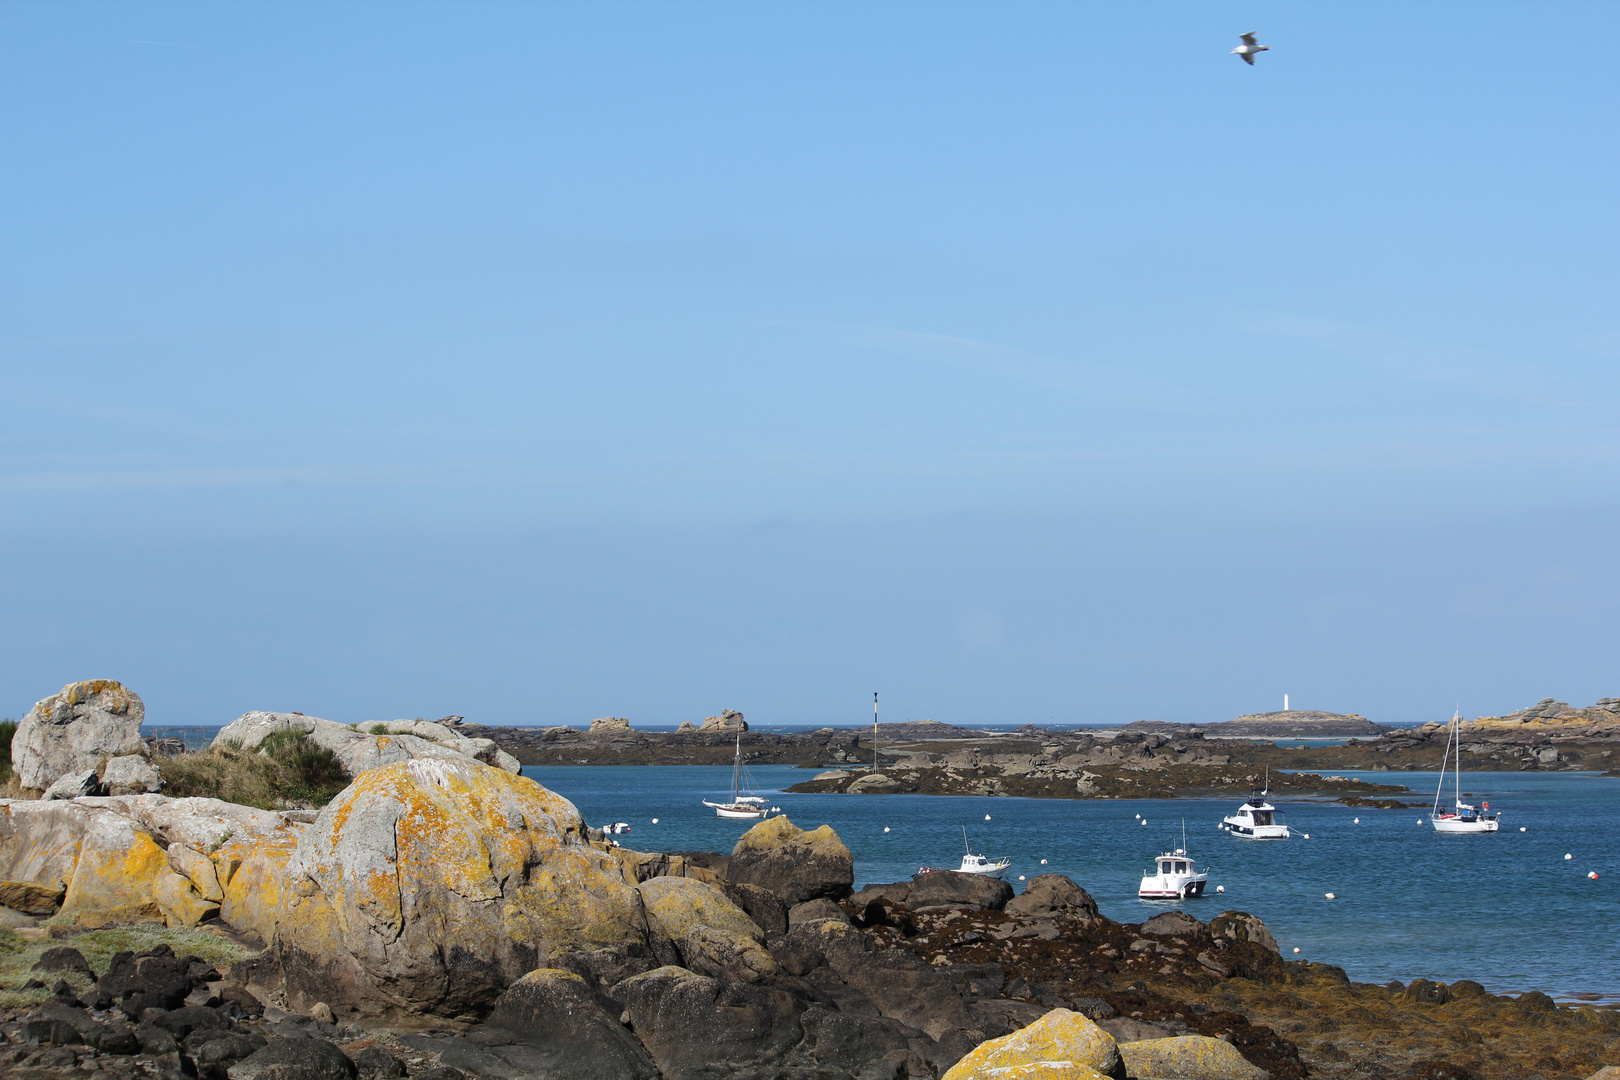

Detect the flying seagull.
[{"left": 1231, "top": 32, "right": 1269, "bottom": 65}]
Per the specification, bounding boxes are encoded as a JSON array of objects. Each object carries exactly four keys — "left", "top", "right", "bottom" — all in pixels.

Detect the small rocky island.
[{"left": 3, "top": 681, "right": 1618, "bottom": 1080}]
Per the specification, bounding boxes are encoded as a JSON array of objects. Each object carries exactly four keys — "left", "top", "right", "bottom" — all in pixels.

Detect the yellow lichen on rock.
[
  {"left": 942, "top": 1009, "right": 1122, "bottom": 1080},
  {"left": 974, "top": 1065, "right": 1113, "bottom": 1080},
  {"left": 271, "top": 757, "right": 653, "bottom": 1016},
  {"left": 1118, "top": 1035, "right": 1269, "bottom": 1080}
]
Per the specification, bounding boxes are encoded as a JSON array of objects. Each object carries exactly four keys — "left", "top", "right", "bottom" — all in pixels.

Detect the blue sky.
[{"left": 3, "top": 2, "right": 1618, "bottom": 728}]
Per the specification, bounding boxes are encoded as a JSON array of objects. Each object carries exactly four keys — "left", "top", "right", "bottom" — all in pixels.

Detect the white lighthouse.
[{"left": 1283, "top": 694, "right": 1289, "bottom": 712}]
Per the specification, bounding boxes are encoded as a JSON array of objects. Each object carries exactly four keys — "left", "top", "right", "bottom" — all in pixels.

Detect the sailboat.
[
  {"left": 703, "top": 730, "right": 775, "bottom": 820},
  {"left": 1431, "top": 710, "right": 1500, "bottom": 833}
]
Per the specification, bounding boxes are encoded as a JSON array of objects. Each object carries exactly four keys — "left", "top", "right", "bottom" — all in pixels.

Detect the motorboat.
[
  {"left": 703, "top": 730, "right": 776, "bottom": 820},
  {"left": 603, "top": 822, "right": 632, "bottom": 835},
  {"left": 1431, "top": 710, "right": 1500, "bottom": 833},
  {"left": 1219, "top": 772, "right": 1291, "bottom": 839},
  {"left": 953, "top": 826, "right": 1010, "bottom": 877},
  {"left": 1139, "top": 849, "right": 1209, "bottom": 899}
]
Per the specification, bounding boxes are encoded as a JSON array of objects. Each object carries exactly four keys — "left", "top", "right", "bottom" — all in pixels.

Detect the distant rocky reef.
[
  {"left": 1120, "top": 710, "right": 1389, "bottom": 738},
  {"left": 1466, "top": 696, "right": 1620, "bottom": 728}
]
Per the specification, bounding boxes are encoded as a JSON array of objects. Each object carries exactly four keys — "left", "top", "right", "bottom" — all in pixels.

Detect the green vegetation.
[
  {"left": 162, "top": 731, "right": 349, "bottom": 810},
  {"left": 0, "top": 719, "right": 15, "bottom": 783},
  {"left": 369, "top": 723, "right": 390, "bottom": 735},
  {"left": 0, "top": 923, "right": 256, "bottom": 1009}
]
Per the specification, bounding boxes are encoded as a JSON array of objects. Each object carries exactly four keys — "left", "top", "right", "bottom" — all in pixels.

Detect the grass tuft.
[
  {"left": 0, "top": 924, "right": 257, "bottom": 1009},
  {"left": 162, "top": 731, "right": 349, "bottom": 810}
]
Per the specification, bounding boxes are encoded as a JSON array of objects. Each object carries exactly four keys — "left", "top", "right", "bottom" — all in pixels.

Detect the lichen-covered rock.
[
  {"left": 956, "top": 1065, "right": 1112, "bottom": 1080},
  {"left": 265, "top": 758, "right": 653, "bottom": 1016},
  {"left": 942, "top": 1009, "right": 1124, "bottom": 1080},
  {"left": 638, "top": 875, "right": 765, "bottom": 944},
  {"left": 212, "top": 711, "right": 522, "bottom": 777},
  {"left": 1209, "top": 911, "right": 1279, "bottom": 954},
  {"left": 102, "top": 755, "right": 164, "bottom": 795},
  {"left": 614, "top": 965, "right": 800, "bottom": 1080},
  {"left": 1117, "top": 1035, "right": 1269, "bottom": 1079},
  {"left": 1140, "top": 911, "right": 1201, "bottom": 937},
  {"left": 699, "top": 709, "right": 747, "bottom": 731},
  {"left": 728, "top": 816, "right": 853, "bottom": 905},
  {"left": 0, "top": 795, "right": 304, "bottom": 931},
  {"left": 0, "top": 878, "right": 65, "bottom": 914},
  {"left": 43, "top": 770, "right": 102, "bottom": 800},
  {"left": 13, "top": 681, "right": 148, "bottom": 792}
]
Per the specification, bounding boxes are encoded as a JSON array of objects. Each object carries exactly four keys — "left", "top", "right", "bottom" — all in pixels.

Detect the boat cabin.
[{"left": 1158, "top": 857, "right": 1192, "bottom": 876}]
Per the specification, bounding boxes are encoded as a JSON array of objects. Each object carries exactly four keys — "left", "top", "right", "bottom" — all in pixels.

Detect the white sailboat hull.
[
  {"left": 705, "top": 801, "right": 768, "bottom": 820},
  {"left": 1431, "top": 816, "right": 1499, "bottom": 833}
]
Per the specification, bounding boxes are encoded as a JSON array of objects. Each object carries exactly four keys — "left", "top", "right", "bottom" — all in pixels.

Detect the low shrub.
[
  {"left": 0, "top": 719, "right": 15, "bottom": 784},
  {"left": 162, "top": 732, "right": 349, "bottom": 810}
]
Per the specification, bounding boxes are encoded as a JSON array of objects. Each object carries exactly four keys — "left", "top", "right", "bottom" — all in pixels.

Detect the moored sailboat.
[
  {"left": 703, "top": 730, "right": 775, "bottom": 820},
  {"left": 1430, "top": 710, "right": 1500, "bottom": 833}
]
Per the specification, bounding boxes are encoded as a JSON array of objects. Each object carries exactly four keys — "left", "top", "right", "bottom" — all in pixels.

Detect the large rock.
[
  {"left": 212, "top": 711, "right": 521, "bottom": 778},
  {"left": 637, "top": 875, "right": 779, "bottom": 982},
  {"left": 1117, "top": 1035, "right": 1269, "bottom": 1079},
  {"left": 908, "top": 869, "right": 1014, "bottom": 912},
  {"left": 102, "top": 755, "right": 163, "bottom": 796},
  {"left": 727, "top": 816, "right": 853, "bottom": 905},
  {"left": 589, "top": 716, "right": 634, "bottom": 733},
  {"left": 1005, "top": 875, "right": 1098, "bottom": 920},
  {"left": 614, "top": 965, "right": 801, "bottom": 1080},
  {"left": 942, "top": 1009, "right": 1124, "bottom": 1080},
  {"left": 1208, "top": 912, "right": 1279, "bottom": 954},
  {"left": 948, "top": 1065, "right": 1111, "bottom": 1080},
  {"left": 264, "top": 758, "right": 654, "bottom": 1017},
  {"left": 484, "top": 968, "right": 660, "bottom": 1079},
  {"left": 699, "top": 709, "right": 748, "bottom": 732},
  {"left": 0, "top": 794, "right": 304, "bottom": 931},
  {"left": 13, "top": 681, "right": 148, "bottom": 792},
  {"left": 800, "top": 920, "right": 973, "bottom": 1036}
]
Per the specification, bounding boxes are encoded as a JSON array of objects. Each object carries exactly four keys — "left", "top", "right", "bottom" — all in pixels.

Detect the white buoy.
[
  {"left": 1353, "top": 818, "right": 1360, "bottom": 824},
  {"left": 1566, "top": 853, "right": 1574, "bottom": 860},
  {"left": 1520, "top": 827, "right": 1527, "bottom": 832},
  {"left": 651, "top": 818, "right": 659, "bottom": 824},
  {"left": 1018, "top": 875, "right": 1026, "bottom": 881},
  {"left": 1293, "top": 947, "right": 1301, "bottom": 954},
  {"left": 1589, "top": 871, "right": 1599, "bottom": 880},
  {"left": 1417, "top": 819, "right": 1423, "bottom": 825},
  {"left": 1141, "top": 819, "right": 1148, "bottom": 826},
  {"left": 1040, "top": 858, "right": 1049, "bottom": 865},
  {"left": 1302, "top": 833, "right": 1310, "bottom": 839},
  {"left": 1216, "top": 885, "right": 1225, "bottom": 894},
  {"left": 1325, "top": 892, "right": 1336, "bottom": 900},
  {"left": 985, "top": 814, "right": 992, "bottom": 821},
  {"left": 883, "top": 826, "right": 891, "bottom": 833},
  {"left": 1135, "top": 813, "right": 1141, "bottom": 819}
]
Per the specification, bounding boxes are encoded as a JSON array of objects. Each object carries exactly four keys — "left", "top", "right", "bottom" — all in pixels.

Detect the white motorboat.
[
  {"left": 953, "top": 826, "right": 1011, "bottom": 877},
  {"left": 703, "top": 730, "right": 776, "bottom": 820},
  {"left": 1220, "top": 773, "right": 1291, "bottom": 839},
  {"left": 1430, "top": 710, "right": 1500, "bottom": 834},
  {"left": 603, "top": 821, "right": 632, "bottom": 835},
  {"left": 1139, "top": 850, "right": 1209, "bottom": 899}
]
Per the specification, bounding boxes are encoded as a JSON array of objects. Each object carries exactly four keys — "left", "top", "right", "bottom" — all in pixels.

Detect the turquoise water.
[{"left": 523, "top": 765, "right": 1620, "bottom": 1004}]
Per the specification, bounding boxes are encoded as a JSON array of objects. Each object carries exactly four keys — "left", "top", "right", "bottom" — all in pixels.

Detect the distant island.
[{"left": 1118, "top": 709, "right": 1390, "bottom": 738}]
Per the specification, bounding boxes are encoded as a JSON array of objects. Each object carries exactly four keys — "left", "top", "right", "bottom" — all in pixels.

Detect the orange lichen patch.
[
  {"left": 58, "top": 827, "right": 171, "bottom": 927},
  {"left": 218, "top": 830, "right": 300, "bottom": 943}
]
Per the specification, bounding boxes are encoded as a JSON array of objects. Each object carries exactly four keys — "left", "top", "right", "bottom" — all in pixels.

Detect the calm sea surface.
[{"left": 522, "top": 764, "right": 1620, "bottom": 1004}]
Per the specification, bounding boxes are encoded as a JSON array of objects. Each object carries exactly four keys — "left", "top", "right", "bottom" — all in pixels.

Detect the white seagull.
[{"left": 1231, "top": 32, "right": 1269, "bottom": 65}]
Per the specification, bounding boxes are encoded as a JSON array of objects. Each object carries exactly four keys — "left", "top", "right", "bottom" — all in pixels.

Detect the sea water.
[{"left": 523, "top": 764, "right": 1620, "bottom": 1004}]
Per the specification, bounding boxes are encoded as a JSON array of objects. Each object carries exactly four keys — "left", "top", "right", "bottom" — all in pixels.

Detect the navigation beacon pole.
[{"left": 873, "top": 692, "right": 879, "bottom": 772}]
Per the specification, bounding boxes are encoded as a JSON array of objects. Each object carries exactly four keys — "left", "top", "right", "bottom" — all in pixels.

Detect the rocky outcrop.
[
  {"left": 699, "top": 709, "right": 748, "bottom": 732},
  {"left": 212, "top": 711, "right": 521, "bottom": 776},
  {"left": 1118, "top": 1035, "right": 1270, "bottom": 1079},
  {"left": 909, "top": 870, "right": 1015, "bottom": 913},
  {"left": 102, "top": 754, "right": 164, "bottom": 795},
  {"left": 589, "top": 716, "right": 634, "bottom": 733},
  {"left": 1469, "top": 697, "right": 1620, "bottom": 728},
  {"left": 482, "top": 968, "right": 660, "bottom": 1080},
  {"left": 727, "top": 815, "right": 853, "bottom": 905},
  {"left": 12, "top": 680, "right": 150, "bottom": 792},
  {"left": 1210, "top": 711, "right": 1387, "bottom": 737},
  {"left": 1004, "top": 874, "right": 1099, "bottom": 921},
  {"left": 942, "top": 1008, "right": 1124, "bottom": 1080},
  {"left": 0, "top": 794, "right": 304, "bottom": 930},
  {"left": 260, "top": 758, "right": 653, "bottom": 1017}
]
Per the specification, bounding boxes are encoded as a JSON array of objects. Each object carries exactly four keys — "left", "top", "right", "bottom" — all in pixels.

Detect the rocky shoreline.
[{"left": 4, "top": 681, "right": 1619, "bottom": 1080}]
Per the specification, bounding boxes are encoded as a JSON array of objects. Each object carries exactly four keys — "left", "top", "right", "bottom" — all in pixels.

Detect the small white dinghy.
[
  {"left": 1431, "top": 710, "right": 1500, "bottom": 834},
  {"left": 1139, "top": 829, "right": 1209, "bottom": 900}
]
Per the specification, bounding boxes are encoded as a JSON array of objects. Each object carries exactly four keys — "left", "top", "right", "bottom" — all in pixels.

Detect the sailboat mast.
[
  {"left": 873, "top": 692, "right": 879, "bottom": 772},
  {"left": 1432, "top": 714, "right": 1452, "bottom": 817},
  {"left": 732, "top": 730, "right": 742, "bottom": 802}
]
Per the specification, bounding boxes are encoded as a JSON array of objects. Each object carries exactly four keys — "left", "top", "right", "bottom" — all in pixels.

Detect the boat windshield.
[
  {"left": 1159, "top": 861, "right": 1173, "bottom": 873},
  {"left": 1252, "top": 810, "right": 1273, "bottom": 825},
  {"left": 1175, "top": 861, "right": 1188, "bottom": 873}
]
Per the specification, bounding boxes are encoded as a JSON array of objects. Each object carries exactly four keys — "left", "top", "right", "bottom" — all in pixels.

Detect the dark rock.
[
  {"left": 1004, "top": 875, "right": 1099, "bottom": 921},
  {"left": 352, "top": 1047, "right": 407, "bottom": 1080},
  {"left": 484, "top": 968, "right": 659, "bottom": 1080},
  {"left": 22, "top": 977, "right": 46, "bottom": 990},
  {"left": 1140, "top": 911, "right": 1201, "bottom": 937},
  {"left": 906, "top": 870, "right": 1013, "bottom": 912},
  {"left": 24, "top": 1018, "right": 85, "bottom": 1046},
  {"left": 1070, "top": 997, "right": 1117, "bottom": 1020},
  {"left": 1449, "top": 980, "right": 1488, "bottom": 1000},
  {"left": 809, "top": 923, "right": 973, "bottom": 1035},
  {"left": 50, "top": 979, "right": 85, "bottom": 1007},
  {"left": 849, "top": 881, "right": 913, "bottom": 909},
  {"left": 218, "top": 986, "right": 266, "bottom": 1018},
  {"left": 135, "top": 1020, "right": 180, "bottom": 1055},
  {"left": 788, "top": 897, "right": 851, "bottom": 929},
  {"left": 0, "top": 879, "right": 66, "bottom": 915},
  {"left": 414, "top": 1070, "right": 465, "bottom": 1080},
  {"left": 1404, "top": 978, "right": 1452, "bottom": 1004},
  {"left": 194, "top": 1032, "right": 269, "bottom": 1067},
  {"left": 937, "top": 963, "right": 1006, "bottom": 998},
  {"left": 767, "top": 939, "right": 824, "bottom": 977},
  {"left": 1099, "top": 1017, "right": 1175, "bottom": 1043},
  {"left": 550, "top": 944, "right": 658, "bottom": 1001},
  {"left": 967, "top": 998, "right": 1049, "bottom": 1037},
  {"left": 1515, "top": 990, "right": 1559, "bottom": 1013},
  {"left": 32, "top": 946, "right": 95, "bottom": 980},
  {"left": 615, "top": 966, "right": 802, "bottom": 1080},
  {"left": 797, "top": 1003, "right": 915, "bottom": 1072},
  {"left": 228, "top": 1036, "right": 359, "bottom": 1080},
  {"left": 153, "top": 1004, "right": 232, "bottom": 1039},
  {"left": 727, "top": 818, "right": 854, "bottom": 906},
  {"left": 1209, "top": 911, "right": 1279, "bottom": 954},
  {"left": 721, "top": 881, "right": 789, "bottom": 936}
]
